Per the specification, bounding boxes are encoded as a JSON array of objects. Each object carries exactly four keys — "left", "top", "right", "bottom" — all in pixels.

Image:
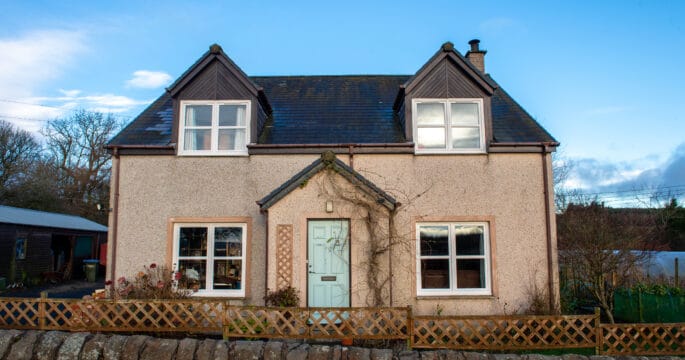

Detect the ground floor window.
[
  {"left": 172, "top": 222, "right": 246, "bottom": 297},
  {"left": 416, "top": 222, "right": 491, "bottom": 296}
]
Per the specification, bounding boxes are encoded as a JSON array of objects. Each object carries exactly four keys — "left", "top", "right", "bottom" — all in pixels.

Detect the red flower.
[
  {"left": 105, "top": 280, "right": 113, "bottom": 286},
  {"left": 150, "top": 263, "right": 157, "bottom": 269},
  {"left": 174, "top": 272, "right": 182, "bottom": 280},
  {"left": 117, "top": 276, "right": 126, "bottom": 284}
]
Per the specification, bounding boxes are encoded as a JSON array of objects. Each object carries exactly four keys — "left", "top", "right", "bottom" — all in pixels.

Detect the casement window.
[
  {"left": 172, "top": 223, "right": 247, "bottom": 297},
  {"left": 413, "top": 99, "right": 485, "bottom": 153},
  {"left": 416, "top": 222, "right": 491, "bottom": 296},
  {"left": 179, "top": 100, "right": 250, "bottom": 155}
]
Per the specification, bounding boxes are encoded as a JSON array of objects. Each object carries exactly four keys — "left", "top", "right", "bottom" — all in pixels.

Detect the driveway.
[{"left": 0, "top": 279, "right": 104, "bottom": 299}]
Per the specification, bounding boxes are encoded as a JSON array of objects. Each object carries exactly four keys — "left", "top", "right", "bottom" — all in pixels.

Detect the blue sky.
[{"left": 0, "top": 0, "right": 683, "bottom": 206}]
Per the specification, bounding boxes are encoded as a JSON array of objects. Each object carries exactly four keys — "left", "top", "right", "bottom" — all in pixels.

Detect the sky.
[{"left": 0, "top": 0, "right": 683, "bottom": 207}]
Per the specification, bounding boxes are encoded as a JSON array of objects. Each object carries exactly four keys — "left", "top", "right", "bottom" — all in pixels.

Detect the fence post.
[
  {"left": 223, "top": 301, "right": 230, "bottom": 340},
  {"left": 594, "top": 307, "right": 601, "bottom": 355},
  {"left": 39, "top": 291, "right": 47, "bottom": 330},
  {"left": 406, "top": 306, "right": 413, "bottom": 349}
]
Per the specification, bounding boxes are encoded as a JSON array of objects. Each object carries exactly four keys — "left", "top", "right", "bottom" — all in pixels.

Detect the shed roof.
[{"left": 0, "top": 205, "right": 108, "bottom": 232}]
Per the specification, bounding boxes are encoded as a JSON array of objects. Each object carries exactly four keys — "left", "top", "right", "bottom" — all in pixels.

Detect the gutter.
[
  {"left": 105, "top": 144, "right": 175, "bottom": 150},
  {"left": 263, "top": 209, "right": 269, "bottom": 303},
  {"left": 248, "top": 143, "right": 414, "bottom": 149},
  {"left": 109, "top": 147, "right": 121, "bottom": 282},
  {"left": 540, "top": 142, "right": 558, "bottom": 311}
]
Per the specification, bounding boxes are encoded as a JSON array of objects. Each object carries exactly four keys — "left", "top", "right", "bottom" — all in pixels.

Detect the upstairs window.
[
  {"left": 179, "top": 100, "right": 250, "bottom": 155},
  {"left": 413, "top": 99, "right": 485, "bottom": 153}
]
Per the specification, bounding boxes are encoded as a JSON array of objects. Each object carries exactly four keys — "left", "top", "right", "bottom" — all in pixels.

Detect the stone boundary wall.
[{"left": 0, "top": 330, "right": 682, "bottom": 360}]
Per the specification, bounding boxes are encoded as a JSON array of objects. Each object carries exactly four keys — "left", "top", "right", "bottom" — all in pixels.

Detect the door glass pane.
[
  {"left": 219, "top": 104, "right": 246, "bottom": 126},
  {"left": 417, "top": 127, "right": 445, "bottom": 149},
  {"left": 185, "top": 105, "right": 212, "bottom": 126},
  {"left": 178, "top": 259, "right": 206, "bottom": 290},
  {"left": 451, "top": 127, "right": 480, "bottom": 149},
  {"left": 178, "top": 227, "right": 207, "bottom": 257},
  {"left": 420, "top": 226, "right": 449, "bottom": 255},
  {"left": 455, "top": 225, "right": 484, "bottom": 255},
  {"left": 213, "top": 259, "right": 242, "bottom": 290},
  {"left": 456, "top": 259, "right": 485, "bottom": 288},
  {"left": 184, "top": 129, "right": 211, "bottom": 150},
  {"left": 421, "top": 259, "right": 450, "bottom": 289},
  {"left": 218, "top": 129, "right": 245, "bottom": 150},
  {"left": 416, "top": 103, "right": 445, "bottom": 125},
  {"left": 214, "top": 227, "right": 242, "bottom": 257},
  {"left": 451, "top": 103, "right": 479, "bottom": 125}
]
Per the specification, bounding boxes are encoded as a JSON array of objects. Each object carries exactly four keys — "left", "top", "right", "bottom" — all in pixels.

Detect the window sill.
[
  {"left": 416, "top": 294, "right": 495, "bottom": 300},
  {"left": 414, "top": 149, "right": 486, "bottom": 155},
  {"left": 177, "top": 152, "right": 249, "bottom": 157},
  {"left": 189, "top": 292, "right": 246, "bottom": 299}
]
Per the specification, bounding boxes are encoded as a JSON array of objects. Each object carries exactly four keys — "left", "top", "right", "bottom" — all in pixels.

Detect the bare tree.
[
  {"left": 0, "top": 120, "right": 41, "bottom": 200},
  {"left": 42, "top": 110, "right": 120, "bottom": 223},
  {"left": 557, "top": 202, "right": 656, "bottom": 322}
]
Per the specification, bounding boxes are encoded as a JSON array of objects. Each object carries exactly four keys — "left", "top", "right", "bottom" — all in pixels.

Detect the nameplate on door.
[{"left": 321, "top": 276, "right": 337, "bottom": 281}]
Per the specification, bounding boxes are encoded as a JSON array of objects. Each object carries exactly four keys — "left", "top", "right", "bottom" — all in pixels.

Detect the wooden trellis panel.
[
  {"left": 0, "top": 298, "right": 39, "bottom": 329},
  {"left": 225, "top": 307, "right": 409, "bottom": 339},
  {"left": 276, "top": 224, "right": 293, "bottom": 289},
  {"left": 601, "top": 323, "right": 685, "bottom": 355},
  {"left": 412, "top": 314, "right": 598, "bottom": 350}
]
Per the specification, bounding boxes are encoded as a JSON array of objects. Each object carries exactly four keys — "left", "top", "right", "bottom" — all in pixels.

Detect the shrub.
[
  {"left": 106, "top": 263, "right": 191, "bottom": 299},
  {"left": 263, "top": 286, "right": 300, "bottom": 307}
]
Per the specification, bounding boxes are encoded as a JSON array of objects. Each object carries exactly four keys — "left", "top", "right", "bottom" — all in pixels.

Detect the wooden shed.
[{"left": 0, "top": 205, "right": 107, "bottom": 286}]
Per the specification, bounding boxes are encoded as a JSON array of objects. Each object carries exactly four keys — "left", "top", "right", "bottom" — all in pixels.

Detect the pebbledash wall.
[{"left": 107, "top": 152, "right": 558, "bottom": 316}]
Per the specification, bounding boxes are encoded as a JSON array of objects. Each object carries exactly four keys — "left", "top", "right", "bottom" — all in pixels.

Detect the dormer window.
[
  {"left": 413, "top": 99, "right": 485, "bottom": 153},
  {"left": 179, "top": 100, "right": 250, "bottom": 155}
]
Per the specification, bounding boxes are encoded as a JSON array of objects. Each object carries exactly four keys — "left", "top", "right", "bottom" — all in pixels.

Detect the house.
[
  {"left": 106, "top": 40, "right": 559, "bottom": 315},
  {"left": 0, "top": 205, "right": 107, "bottom": 285}
]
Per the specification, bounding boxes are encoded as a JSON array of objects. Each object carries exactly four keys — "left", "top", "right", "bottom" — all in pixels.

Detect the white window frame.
[
  {"left": 172, "top": 222, "right": 247, "bottom": 297},
  {"left": 412, "top": 98, "right": 485, "bottom": 154},
  {"left": 178, "top": 100, "right": 250, "bottom": 156},
  {"left": 416, "top": 222, "right": 491, "bottom": 296}
]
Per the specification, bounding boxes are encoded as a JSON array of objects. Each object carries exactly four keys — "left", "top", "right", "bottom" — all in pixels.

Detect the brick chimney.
[{"left": 465, "top": 39, "right": 486, "bottom": 73}]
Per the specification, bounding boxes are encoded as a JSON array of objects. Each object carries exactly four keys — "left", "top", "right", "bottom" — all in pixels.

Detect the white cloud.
[
  {"left": 0, "top": 29, "right": 87, "bottom": 131},
  {"left": 0, "top": 30, "right": 153, "bottom": 132},
  {"left": 126, "top": 70, "right": 172, "bottom": 89},
  {"left": 585, "top": 106, "right": 629, "bottom": 116}
]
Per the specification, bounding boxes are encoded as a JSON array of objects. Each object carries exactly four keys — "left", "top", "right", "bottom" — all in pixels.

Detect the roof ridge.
[
  {"left": 0, "top": 204, "right": 91, "bottom": 220},
  {"left": 249, "top": 74, "right": 411, "bottom": 78}
]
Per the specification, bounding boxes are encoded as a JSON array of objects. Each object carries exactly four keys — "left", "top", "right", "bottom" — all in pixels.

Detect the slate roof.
[
  {"left": 258, "top": 151, "right": 397, "bottom": 211},
  {"left": 0, "top": 205, "right": 108, "bottom": 232},
  {"left": 109, "top": 93, "right": 173, "bottom": 146},
  {"left": 253, "top": 75, "right": 407, "bottom": 144},
  {"left": 108, "top": 62, "right": 556, "bottom": 147}
]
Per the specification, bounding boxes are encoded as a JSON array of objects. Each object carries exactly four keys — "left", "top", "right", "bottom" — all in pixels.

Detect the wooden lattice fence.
[
  {"left": 601, "top": 323, "right": 685, "bottom": 355},
  {"left": 1, "top": 297, "right": 224, "bottom": 333},
  {"left": 224, "top": 306, "right": 408, "bottom": 339},
  {"left": 412, "top": 314, "right": 598, "bottom": 350},
  {"left": 1, "top": 297, "right": 684, "bottom": 355}
]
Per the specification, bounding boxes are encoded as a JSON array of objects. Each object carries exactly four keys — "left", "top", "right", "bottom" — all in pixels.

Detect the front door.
[{"left": 307, "top": 220, "right": 350, "bottom": 307}]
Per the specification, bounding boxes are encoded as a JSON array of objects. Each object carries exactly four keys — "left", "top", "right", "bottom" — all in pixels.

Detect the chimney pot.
[{"left": 468, "top": 39, "right": 481, "bottom": 52}]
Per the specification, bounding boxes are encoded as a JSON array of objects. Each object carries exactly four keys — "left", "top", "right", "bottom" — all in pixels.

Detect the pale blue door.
[{"left": 308, "top": 220, "right": 350, "bottom": 307}]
